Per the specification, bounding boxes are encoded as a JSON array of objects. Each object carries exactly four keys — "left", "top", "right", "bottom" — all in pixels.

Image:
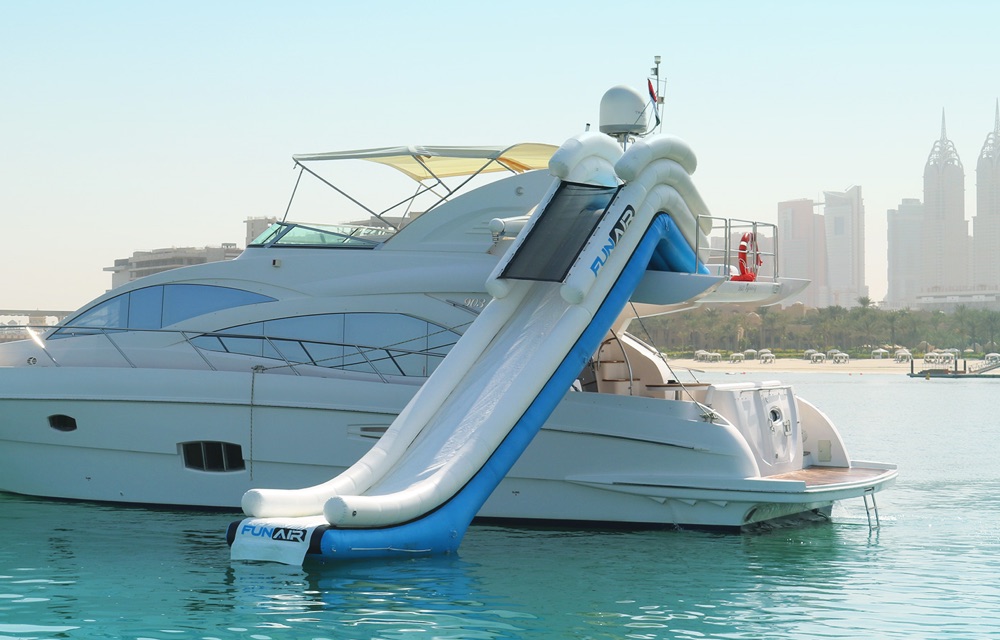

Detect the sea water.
[{"left": 1, "top": 372, "right": 998, "bottom": 639}]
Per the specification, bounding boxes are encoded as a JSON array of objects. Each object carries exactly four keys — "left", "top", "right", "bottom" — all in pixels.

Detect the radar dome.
[{"left": 599, "top": 85, "right": 648, "bottom": 136}]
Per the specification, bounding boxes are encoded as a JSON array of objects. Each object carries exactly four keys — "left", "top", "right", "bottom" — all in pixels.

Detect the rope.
[{"left": 626, "top": 302, "right": 719, "bottom": 422}]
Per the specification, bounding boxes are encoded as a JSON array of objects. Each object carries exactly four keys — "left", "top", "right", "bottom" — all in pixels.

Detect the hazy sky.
[{"left": 2, "top": 1, "right": 998, "bottom": 311}]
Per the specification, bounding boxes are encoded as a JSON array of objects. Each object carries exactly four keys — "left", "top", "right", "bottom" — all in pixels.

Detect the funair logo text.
[{"left": 589, "top": 205, "right": 635, "bottom": 277}]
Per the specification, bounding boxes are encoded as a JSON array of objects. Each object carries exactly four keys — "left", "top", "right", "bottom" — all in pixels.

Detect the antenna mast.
[{"left": 650, "top": 55, "right": 665, "bottom": 133}]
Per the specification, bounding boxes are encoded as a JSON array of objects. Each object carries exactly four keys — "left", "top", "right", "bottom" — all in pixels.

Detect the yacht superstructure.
[{"left": 0, "top": 85, "right": 895, "bottom": 530}]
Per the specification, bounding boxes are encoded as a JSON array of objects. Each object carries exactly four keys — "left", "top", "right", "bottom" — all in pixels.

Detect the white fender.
[{"left": 488, "top": 215, "right": 531, "bottom": 238}]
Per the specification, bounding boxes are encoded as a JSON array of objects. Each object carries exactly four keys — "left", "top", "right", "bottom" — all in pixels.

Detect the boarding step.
[
  {"left": 600, "top": 377, "right": 641, "bottom": 395},
  {"left": 599, "top": 360, "right": 635, "bottom": 380},
  {"left": 863, "top": 489, "right": 880, "bottom": 531}
]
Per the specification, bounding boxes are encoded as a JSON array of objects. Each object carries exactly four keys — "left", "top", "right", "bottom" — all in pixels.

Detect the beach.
[{"left": 667, "top": 356, "right": 926, "bottom": 375}]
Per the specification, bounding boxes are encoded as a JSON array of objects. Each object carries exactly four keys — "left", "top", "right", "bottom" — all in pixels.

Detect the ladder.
[{"left": 863, "top": 489, "right": 881, "bottom": 531}]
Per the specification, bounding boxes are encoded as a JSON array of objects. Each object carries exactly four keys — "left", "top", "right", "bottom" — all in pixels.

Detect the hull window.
[
  {"left": 182, "top": 441, "right": 246, "bottom": 472},
  {"left": 47, "top": 414, "right": 78, "bottom": 432}
]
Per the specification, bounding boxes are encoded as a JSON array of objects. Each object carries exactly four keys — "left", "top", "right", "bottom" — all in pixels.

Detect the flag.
[{"left": 647, "top": 79, "right": 661, "bottom": 127}]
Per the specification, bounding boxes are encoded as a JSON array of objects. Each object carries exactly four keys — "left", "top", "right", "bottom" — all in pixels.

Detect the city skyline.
[
  {"left": 2, "top": 2, "right": 999, "bottom": 311},
  {"left": 782, "top": 105, "right": 1000, "bottom": 312},
  {"left": 878, "top": 100, "right": 1000, "bottom": 311}
]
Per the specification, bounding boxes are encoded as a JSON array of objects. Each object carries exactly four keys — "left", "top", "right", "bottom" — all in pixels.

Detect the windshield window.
[{"left": 249, "top": 222, "right": 394, "bottom": 248}]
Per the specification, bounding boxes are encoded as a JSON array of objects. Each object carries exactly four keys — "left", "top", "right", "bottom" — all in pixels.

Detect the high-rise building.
[
  {"left": 973, "top": 101, "right": 1000, "bottom": 289},
  {"left": 105, "top": 244, "right": 243, "bottom": 290},
  {"left": 886, "top": 198, "right": 924, "bottom": 308},
  {"left": 920, "top": 111, "right": 969, "bottom": 293},
  {"left": 823, "top": 186, "right": 868, "bottom": 307},
  {"left": 245, "top": 216, "right": 278, "bottom": 246},
  {"left": 104, "top": 219, "right": 270, "bottom": 290},
  {"left": 777, "top": 198, "right": 828, "bottom": 307}
]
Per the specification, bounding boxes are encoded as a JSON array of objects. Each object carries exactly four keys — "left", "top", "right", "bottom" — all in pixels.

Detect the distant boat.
[{"left": 908, "top": 357, "right": 1000, "bottom": 379}]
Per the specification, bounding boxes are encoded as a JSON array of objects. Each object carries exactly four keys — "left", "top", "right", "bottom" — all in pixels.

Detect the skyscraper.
[
  {"left": 973, "top": 101, "right": 1000, "bottom": 290},
  {"left": 777, "top": 198, "right": 828, "bottom": 307},
  {"left": 921, "top": 111, "right": 969, "bottom": 292},
  {"left": 823, "top": 186, "right": 868, "bottom": 307},
  {"left": 886, "top": 198, "right": 924, "bottom": 308}
]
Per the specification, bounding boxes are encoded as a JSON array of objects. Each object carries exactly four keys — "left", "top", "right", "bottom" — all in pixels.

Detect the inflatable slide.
[{"left": 227, "top": 132, "right": 710, "bottom": 564}]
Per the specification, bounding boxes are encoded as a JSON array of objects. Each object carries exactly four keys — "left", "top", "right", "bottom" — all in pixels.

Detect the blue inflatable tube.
[{"left": 650, "top": 216, "right": 709, "bottom": 275}]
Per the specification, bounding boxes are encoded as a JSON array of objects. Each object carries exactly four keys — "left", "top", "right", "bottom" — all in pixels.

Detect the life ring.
[{"left": 731, "top": 232, "right": 762, "bottom": 282}]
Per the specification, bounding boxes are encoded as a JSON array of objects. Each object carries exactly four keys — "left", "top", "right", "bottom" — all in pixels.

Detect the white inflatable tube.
[
  {"left": 559, "top": 201, "right": 637, "bottom": 305},
  {"left": 548, "top": 132, "right": 623, "bottom": 182},
  {"left": 614, "top": 136, "right": 713, "bottom": 237},
  {"left": 616, "top": 157, "right": 710, "bottom": 247}
]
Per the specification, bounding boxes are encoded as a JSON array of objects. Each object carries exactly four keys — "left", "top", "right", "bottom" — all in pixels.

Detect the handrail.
[
  {"left": 12, "top": 324, "right": 452, "bottom": 382},
  {"left": 696, "top": 215, "right": 779, "bottom": 281}
]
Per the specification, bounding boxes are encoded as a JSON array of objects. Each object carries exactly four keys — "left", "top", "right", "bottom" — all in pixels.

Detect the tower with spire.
[
  {"left": 920, "top": 110, "right": 969, "bottom": 293},
  {"left": 973, "top": 100, "right": 1000, "bottom": 290}
]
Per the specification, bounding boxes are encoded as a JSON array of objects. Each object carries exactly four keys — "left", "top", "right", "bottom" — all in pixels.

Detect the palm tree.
[{"left": 983, "top": 311, "right": 1000, "bottom": 351}]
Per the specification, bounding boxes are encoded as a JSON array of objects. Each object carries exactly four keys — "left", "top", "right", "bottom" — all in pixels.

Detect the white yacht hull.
[
  {"left": 0, "top": 132, "right": 895, "bottom": 531},
  {"left": 0, "top": 366, "right": 895, "bottom": 528}
]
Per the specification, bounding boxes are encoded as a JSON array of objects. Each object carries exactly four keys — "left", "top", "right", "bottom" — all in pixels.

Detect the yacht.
[{"left": 0, "top": 85, "right": 896, "bottom": 529}]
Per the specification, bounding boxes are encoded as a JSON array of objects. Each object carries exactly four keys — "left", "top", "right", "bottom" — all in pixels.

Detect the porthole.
[
  {"left": 181, "top": 441, "right": 246, "bottom": 472},
  {"left": 48, "top": 414, "right": 78, "bottom": 432}
]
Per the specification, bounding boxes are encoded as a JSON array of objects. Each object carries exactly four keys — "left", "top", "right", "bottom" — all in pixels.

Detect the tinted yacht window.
[
  {"left": 128, "top": 285, "right": 165, "bottom": 329},
  {"left": 161, "top": 285, "right": 272, "bottom": 326},
  {"left": 52, "top": 285, "right": 274, "bottom": 338},
  {"left": 192, "top": 313, "right": 461, "bottom": 377},
  {"left": 61, "top": 295, "right": 129, "bottom": 333}
]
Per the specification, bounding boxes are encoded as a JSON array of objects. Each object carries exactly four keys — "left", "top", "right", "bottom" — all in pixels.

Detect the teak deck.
[{"left": 769, "top": 466, "right": 888, "bottom": 487}]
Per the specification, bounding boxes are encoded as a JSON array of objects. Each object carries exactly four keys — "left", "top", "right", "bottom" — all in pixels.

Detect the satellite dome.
[{"left": 599, "top": 85, "right": 648, "bottom": 137}]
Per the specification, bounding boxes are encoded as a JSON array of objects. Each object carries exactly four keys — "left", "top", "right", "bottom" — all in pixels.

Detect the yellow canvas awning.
[{"left": 292, "top": 143, "right": 558, "bottom": 181}]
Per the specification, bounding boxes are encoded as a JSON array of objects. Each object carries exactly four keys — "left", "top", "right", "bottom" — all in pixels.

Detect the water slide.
[{"left": 227, "top": 132, "right": 711, "bottom": 565}]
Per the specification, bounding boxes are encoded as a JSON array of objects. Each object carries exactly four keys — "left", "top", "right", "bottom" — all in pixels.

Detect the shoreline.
[{"left": 666, "top": 357, "right": 936, "bottom": 375}]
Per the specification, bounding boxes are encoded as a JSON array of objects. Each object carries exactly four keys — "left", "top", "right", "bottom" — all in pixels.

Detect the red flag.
[{"left": 647, "top": 79, "right": 661, "bottom": 127}]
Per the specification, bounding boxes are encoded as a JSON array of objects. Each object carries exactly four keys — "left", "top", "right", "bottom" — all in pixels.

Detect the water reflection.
[
  {"left": 226, "top": 553, "right": 533, "bottom": 638},
  {"left": 2, "top": 375, "right": 1000, "bottom": 638}
]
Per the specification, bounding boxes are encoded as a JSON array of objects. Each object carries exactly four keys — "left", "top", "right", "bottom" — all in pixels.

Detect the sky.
[{"left": 2, "top": 1, "right": 998, "bottom": 311}]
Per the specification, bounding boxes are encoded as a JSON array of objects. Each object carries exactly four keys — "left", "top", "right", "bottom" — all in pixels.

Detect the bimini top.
[{"left": 293, "top": 143, "right": 558, "bottom": 181}]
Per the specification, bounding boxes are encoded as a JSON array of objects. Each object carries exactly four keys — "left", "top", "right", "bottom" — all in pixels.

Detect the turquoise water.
[{"left": 2, "top": 373, "right": 999, "bottom": 639}]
